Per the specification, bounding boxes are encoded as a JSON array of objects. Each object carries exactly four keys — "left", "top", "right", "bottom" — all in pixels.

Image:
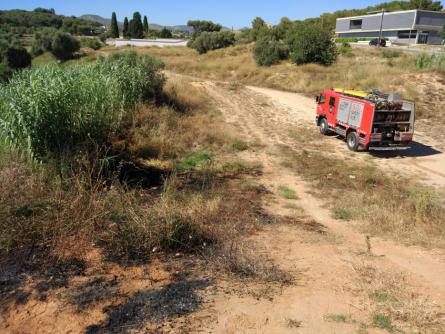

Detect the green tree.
[
  {"left": 189, "top": 31, "right": 235, "bottom": 54},
  {"left": 110, "top": 12, "right": 119, "bottom": 38},
  {"left": 251, "top": 17, "right": 269, "bottom": 41},
  {"left": 129, "top": 12, "right": 144, "bottom": 39},
  {"left": 409, "top": 0, "right": 442, "bottom": 10},
  {"left": 143, "top": 15, "right": 149, "bottom": 34},
  {"left": 253, "top": 35, "right": 289, "bottom": 66},
  {"left": 31, "top": 27, "right": 57, "bottom": 56},
  {"left": 51, "top": 32, "right": 80, "bottom": 60},
  {"left": 287, "top": 24, "right": 337, "bottom": 66},
  {"left": 187, "top": 20, "right": 222, "bottom": 33},
  {"left": 6, "top": 47, "right": 32, "bottom": 69},
  {"left": 159, "top": 27, "right": 173, "bottom": 38},
  {"left": 123, "top": 17, "right": 129, "bottom": 38}
]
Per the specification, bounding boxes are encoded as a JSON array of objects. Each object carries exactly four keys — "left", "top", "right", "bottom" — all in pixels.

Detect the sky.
[{"left": 0, "top": 0, "right": 394, "bottom": 28}]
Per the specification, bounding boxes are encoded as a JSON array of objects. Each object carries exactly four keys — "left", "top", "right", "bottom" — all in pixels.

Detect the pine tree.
[
  {"left": 143, "top": 15, "right": 149, "bottom": 34},
  {"left": 123, "top": 17, "right": 129, "bottom": 39},
  {"left": 110, "top": 12, "right": 119, "bottom": 38},
  {"left": 129, "top": 12, "right": 144, "bottom": 39}
]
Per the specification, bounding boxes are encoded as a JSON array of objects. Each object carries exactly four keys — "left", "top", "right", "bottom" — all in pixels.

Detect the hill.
[{"left": 0, "top": 9, "right": 103, "bottom": 35}]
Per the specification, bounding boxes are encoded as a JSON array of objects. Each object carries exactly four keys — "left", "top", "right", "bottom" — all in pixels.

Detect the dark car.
[{"left": 369, "top": 38, "right": 387, "bottom": 47}]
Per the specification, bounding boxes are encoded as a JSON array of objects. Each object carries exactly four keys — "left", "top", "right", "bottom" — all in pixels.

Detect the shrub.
[
  {"left": 382, "top": 49, "right": 401, "bottom": 59},
  {"left": 287, "top": 24, "right": 337, "bottom": 66},
  {"left": 253, "top": 36, "right": 289, "bottom": 66},
  {"left": 31, "top": 27, "right": 57, "bottom": 56},
  {"left": 51, "top": 32, "right": 80, "bottom": 60},
  {"left": 189, "top": 31, "right": 235, "bottom": 54},
  {"left": 0, "top": 51, "right": 165, "bottom": 164},
  {"left": 80, "top": 37, "right": 103, "bottom": 50},
  {"left": 250, "top": 17, "right": 269, "bottom": 42},
  {"left": 0, "top": 62, "right": 13, "bottom": 82},
  {"left": 159, "top": 27, "right": 173, "bottom": 38},
  {"left": 415, "top": 53, "right": 445, "bottom": 70},
  {"left": 337, "top": 43, "right": 353, "bottom": 57},
  {"left": 6, "top": 47, "right": 32, "bottom": 69}
]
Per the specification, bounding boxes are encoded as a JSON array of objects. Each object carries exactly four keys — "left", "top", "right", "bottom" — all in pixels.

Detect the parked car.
[{"left": 369, "top": 38, "right": 387, "bottom": 47}]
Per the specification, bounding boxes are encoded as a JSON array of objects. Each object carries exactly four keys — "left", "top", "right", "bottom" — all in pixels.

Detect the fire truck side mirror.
[{"left": 315, "top": 96, "right": 320, "bottom": 103}]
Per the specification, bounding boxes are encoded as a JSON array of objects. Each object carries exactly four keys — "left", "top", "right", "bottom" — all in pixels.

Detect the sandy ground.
[
  {"left": 247, "top": 86, "right": 445, "bottom": 191},
  {"left": 3, "top": 75, "right": 445, "bottom": 334},
  {"left": 184, "top": 80, "right": 445, "bottom": 333}
]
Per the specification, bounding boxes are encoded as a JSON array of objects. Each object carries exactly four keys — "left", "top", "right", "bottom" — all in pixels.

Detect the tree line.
[{"left": 109, "top": 12, "right": 173, "bottom": 39}]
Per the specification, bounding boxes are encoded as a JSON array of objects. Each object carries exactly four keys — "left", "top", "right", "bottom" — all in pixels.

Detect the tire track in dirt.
[
  {"left": 247, "top": 86, "right": 445, "bottom": 192},
  {"left": 186, "top": 80, "right": 445, "bottom": 334}
]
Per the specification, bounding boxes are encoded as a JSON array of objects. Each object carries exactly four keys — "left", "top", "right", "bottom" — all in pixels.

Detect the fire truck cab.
[{"left": 315, "top": 89, "right": 415, "bottom": 151}]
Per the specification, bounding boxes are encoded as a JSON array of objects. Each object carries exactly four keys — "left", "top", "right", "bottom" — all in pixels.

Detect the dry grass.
[
  {"left": 102, "top": 45, "right": 417, "bottom": 96},
  {"left": 279, "top": 126, "right": 445, "bottom": 247},
  {"left": 0, "top": 73, "right": 281, "bottom": 293},
  {"left": 354, "top": 264, "right": 445, "bottom": 333},
  {"left": 99, "top": 44, "right": 445, "bottom": 124}
]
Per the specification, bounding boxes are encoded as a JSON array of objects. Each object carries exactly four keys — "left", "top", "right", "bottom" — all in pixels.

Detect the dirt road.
[
  {"left": 248, "top": 86, "right": 445, "bottom": 191},
  {"left": 185, "top": 79, "right": 445, "bottom": 333}
]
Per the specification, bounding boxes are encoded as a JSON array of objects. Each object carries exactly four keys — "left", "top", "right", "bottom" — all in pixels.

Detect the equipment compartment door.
[{"left": 337, "top": 98, "right": 365, "bottom": 128}]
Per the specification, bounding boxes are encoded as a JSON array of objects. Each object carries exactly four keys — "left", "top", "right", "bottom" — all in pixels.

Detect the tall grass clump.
[
  {"left": 0, "top": 51, "right": 165, "bottom": 165},
  {"left": 415, "top": 53, "right": 445, "bottom": 70}
]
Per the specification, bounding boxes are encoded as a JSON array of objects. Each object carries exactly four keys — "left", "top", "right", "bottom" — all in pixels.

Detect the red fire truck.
[{"left": 315, "top": 89, "right": 415, "bottom": 151}]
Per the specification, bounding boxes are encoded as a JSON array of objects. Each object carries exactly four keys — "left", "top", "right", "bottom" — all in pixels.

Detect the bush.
[
  {"left": 337, "top": 43, "right": 353, "bottom": 57},
  {"left": 287, "top": 24, "right": 337, "bottom": 66},
  {"left": 6, "top": 47, "right": 32, "bottom": 69},
  {"left": 159, "top": 27, "right": 173, "bottom": 39},
  {"left": 80, "top": 37, "right": 103, "bottom": 50},
  {"left": 382, "top": 50, "right": 401, "bottom": 58},
  {"left": 0, "top": 51, "right": 165, "bottom": 164},
  {"left": 31, "top": 27, "right": 57, "bottom": 56},
  {"left": 51, "top": 32, "right": 80, "bottom": 60},
  {"left": 0, "top": 62, "right": 13, "bottom": 82},
  {"left": 253, "top": 36, "right": 289, "bottom": 66},
  {"left": 415, "top": 53, "right": 445, "bottom": 70},
  {"left": 189, "top": 31, "right": 235, "bottom": 54}
]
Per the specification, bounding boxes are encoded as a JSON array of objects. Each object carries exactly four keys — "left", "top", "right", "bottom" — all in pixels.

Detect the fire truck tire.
[
  {"left": 319, "top": 118, "right": 330, "bottom": 135},
  {"left": 346, "top": 131, "right": 359, "bottom": 151}
]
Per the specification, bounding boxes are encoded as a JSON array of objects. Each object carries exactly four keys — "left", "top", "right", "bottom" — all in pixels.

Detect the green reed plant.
[{"left": 0, "top": 51, "right": 165, "bottom": 164}]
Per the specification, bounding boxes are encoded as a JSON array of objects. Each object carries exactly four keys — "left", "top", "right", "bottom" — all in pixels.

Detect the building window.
[
  {"left": 350, "top": 19, "right": 363, "bottom": 29},
  {"left": 397, "top": 30, "right": 417, "bottom": 39}
]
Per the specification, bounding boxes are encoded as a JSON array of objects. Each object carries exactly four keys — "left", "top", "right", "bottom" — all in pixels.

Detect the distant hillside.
[
  {"left": 0, "top": 9, "right": 103, "bottom": 35},
  {"left": 80, "top": 14, "right": 194, "bottom": 32}
]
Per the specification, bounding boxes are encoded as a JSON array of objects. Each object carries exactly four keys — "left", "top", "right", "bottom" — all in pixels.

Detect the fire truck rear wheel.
[
  {"left": 319, "top": 118, "right": 330, "bottom": 135},
  {"left": 346, "top": 131, "right": 359, "bottom": 151}
]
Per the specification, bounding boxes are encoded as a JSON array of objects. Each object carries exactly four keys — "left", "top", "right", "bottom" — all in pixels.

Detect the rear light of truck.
[
  {"left": 401, "top": 133, "right": 413, "bottom": 141},
  {"left": 370, "top": 133, "right": 383, "bottom": 141}
]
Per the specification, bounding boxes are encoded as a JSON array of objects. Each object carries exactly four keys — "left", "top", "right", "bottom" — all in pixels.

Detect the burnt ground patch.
[
  {"left": 85, "top": 279, "right": 209, "bottom": 334},
  {"left": 69, "top": 276, "right": 122, "bottom": 311},
  {"left": 0, "top": 249, "right": 86, "bottom": 310}
]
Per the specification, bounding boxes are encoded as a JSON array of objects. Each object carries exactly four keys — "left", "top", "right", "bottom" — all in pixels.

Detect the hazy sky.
[{"left": 0, "top": 0, "right": 403, "bottom": 28}]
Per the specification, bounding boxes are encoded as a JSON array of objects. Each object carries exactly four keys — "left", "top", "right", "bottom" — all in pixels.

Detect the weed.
[
  {"left": 333, "top": 207, "right": 353, "bottom": 221},
  {"left": 231, "top": 139, "right": 249, "bottom": 151},
  {"left": 278, "top": 186, "right": 298, "bottom": 200},
  {"left": 283, "top": 203, "right": 302, "bottom": 210},
  {"left": 176, "top": 152, "right": 212, "bottom": 170},
  {"left": 382, "top": 50, "right": 401, "bottom": 59},
  {"left": 324, "top": 314, "right": 348, "bottom": 323},
  {"left": 372, "top": 313, "right": 394, "bottom": 331},
  {"left": 229, "top": 81, "right": 243, "bottom": 91},
  {"left": 286, "top": 318, "right": 302, "bottom": 328}
]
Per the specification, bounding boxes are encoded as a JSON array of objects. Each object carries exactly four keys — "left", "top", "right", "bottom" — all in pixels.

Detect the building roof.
[{"left": 336, "top": 9, "right": 445, "bottom": 21}]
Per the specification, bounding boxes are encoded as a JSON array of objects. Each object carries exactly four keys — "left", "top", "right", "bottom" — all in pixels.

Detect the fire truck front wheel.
[
  {"left": 346, "top": 131, "right": 360, "bottom": 151},
  {"left": 319, "top": 118, "right": 331, "bottom": 135}
]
